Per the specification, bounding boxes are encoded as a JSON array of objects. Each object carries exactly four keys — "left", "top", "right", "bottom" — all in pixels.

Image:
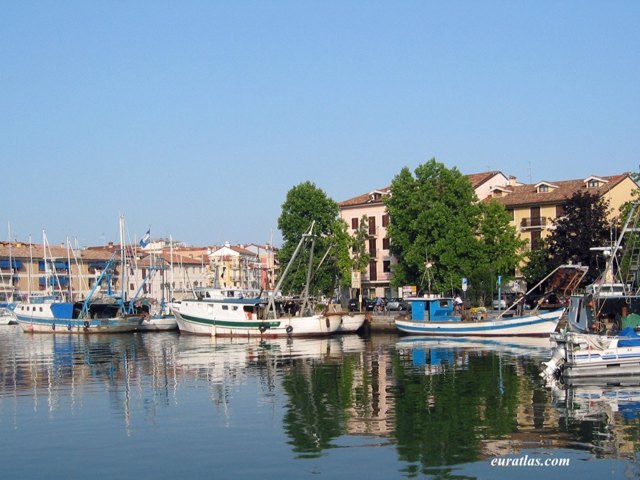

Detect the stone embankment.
[{"left": 367, "top": 311, "right": 402, "bottom": 333}]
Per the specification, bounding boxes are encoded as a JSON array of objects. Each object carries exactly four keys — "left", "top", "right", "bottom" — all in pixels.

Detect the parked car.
[
  {"left": 364, "top": 298, "right": 376, "bottom": 312},
  {"left": 492, "top": 293, "right": 517, "bottom": 310},
  {"left": 386, "top": 298, "right": 408, "bottom": 311},
  {"left": 348, "top": 298, "right": 360, "bottom": 312}
]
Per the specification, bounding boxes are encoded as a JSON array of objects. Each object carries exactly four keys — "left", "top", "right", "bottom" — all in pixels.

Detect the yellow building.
[{"left": 491, "top": 173, "right": 638, "bottom": 251}]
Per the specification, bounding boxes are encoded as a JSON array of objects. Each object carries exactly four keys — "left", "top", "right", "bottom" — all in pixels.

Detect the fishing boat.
[
  {"left": 395, "top": 265, "right": 587, "bottom": 337},
  {"left": 171, "top": 222, "right": 342, "bottom": 337},
  {"left": 14, "top": 254, "right": 145, "bottom": 333},
  {"left": 14, "top": 219, "right": 146, "bottom": 333},
  {"left": 541, "top": 203, "right": 640, "bottom": 382}
]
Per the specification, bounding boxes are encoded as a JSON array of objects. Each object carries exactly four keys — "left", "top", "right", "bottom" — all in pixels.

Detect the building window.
[
  {"left": 382, "top": 214, "right": 389, "bottom": 227},
  {"left": 531, "top": 230, "right": 541, "bottom": 250},
  {"left": 369, "top": 260, "right": 377, "bottom": 281},
  {"left": 382, "top": 237, "right": 390, "bottom": 250},
  {"left": 351, "top": 218, "right": 358, "bottom": 230},
  {"left": 506, "top": 209, "right": 514, "bottom": 221},
  {"left": 538, "top": 185, "right": 549, "bottom": 193},
  {"left": 556, "top": 204, "right": 565, "bottom": 217},
  {"left": 383, "top": 261, "right": 390, "bottom": 273},
  {"left": 587, "top": 180, "right": 599, "bottom": 188},
  {"left": 369, "top": 238, "right": 376, "bottom": 256},
  {"left": 368, "top": 216, "right": 376, "bottom": 235}
]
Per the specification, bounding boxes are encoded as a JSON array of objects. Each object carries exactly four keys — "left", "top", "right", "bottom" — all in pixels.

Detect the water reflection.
[
  {"left": 550, "top": 381, "right": 640, "bottom": 460},
  {"left": 1, "top": 326, "right": 640, "bottom": 477}
]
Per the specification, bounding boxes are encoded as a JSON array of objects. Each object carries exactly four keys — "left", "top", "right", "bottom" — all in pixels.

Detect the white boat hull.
[
  {"left": 16, "top": 316, "right": 143, "bottom": 333},
  {"left": 137, "top": 314, "right": 178, "bottom": 331},
  {"left": 323, "top": 309, "right": 367, "bottom": 333},
  {"left": 337, "top": 312, "right": 367, "bottom": 333},
  {"left": 14, "top": 302, "right": 143, "bottom": 334},
  {"left": 0, "top": 308, "right": 16, "bottom": 325},
  {"left": 395, "top": 308, "right": 564, "bottom": 337},
  {"left": 172, "top": 300, "right": 342, "bottom": 337},
  {"left": 543, "top": 331, "right": 640, "bottom": 381}
]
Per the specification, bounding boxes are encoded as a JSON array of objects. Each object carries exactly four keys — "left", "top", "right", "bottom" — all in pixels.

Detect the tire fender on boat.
[
  {"left": 259, "top": 324, "right": 267, "bottom": 333},
  {"left": 286, "top": 325, "right": 293, "bottom": 335}
]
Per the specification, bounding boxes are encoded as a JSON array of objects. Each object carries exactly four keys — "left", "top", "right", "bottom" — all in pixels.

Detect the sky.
[{"left": 2, "top": 1, "right": 639, "bottom": 248}]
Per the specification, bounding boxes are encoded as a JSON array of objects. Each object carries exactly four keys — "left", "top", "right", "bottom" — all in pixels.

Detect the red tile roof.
[
  {"left": 338, "top": 187, "right": 391, "bottom": 207},
  {"left": 466, "top": 171, "right": 507, "bottom": 189},
  {"left": 338, "top": 171, "right": 509, "bottom": 207},
  {"left": 492, "top": 174, "right": 631, "bottom": 208}
]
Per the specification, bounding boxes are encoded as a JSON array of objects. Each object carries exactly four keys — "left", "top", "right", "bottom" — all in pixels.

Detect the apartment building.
[
  {"left": 0, "top": 241, "right": 210, "bottom": 303},
  {"left": 338, "top": 171, "right": 513, "bottom": 299},
  {"left": 490, "top": 173, "right": 638, "bottom": 250}
]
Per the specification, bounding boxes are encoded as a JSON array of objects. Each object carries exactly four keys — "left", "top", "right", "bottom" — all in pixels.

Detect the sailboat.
[
  {"left": 133, "top": 252, "right": 178, "bottom": 332},
  {"left": 171, "top": 222, "right": 343, "bottom": 337},
  {"left": 14, "top": 218, "right": 146, "bottom": 333}
]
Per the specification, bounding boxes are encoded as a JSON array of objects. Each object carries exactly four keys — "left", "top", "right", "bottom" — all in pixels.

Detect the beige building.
[
  {"left": 0, "top": 241, "right": 211, "bottom": 303},
  {"left": 491, "top": 173, "right": 638, "bottom": 251},
  {"left": 338, "top": 171, "right": 513, "bottom": 299},
  {"left": 207, "top": 242, "right": 261, "bottom": 291}
]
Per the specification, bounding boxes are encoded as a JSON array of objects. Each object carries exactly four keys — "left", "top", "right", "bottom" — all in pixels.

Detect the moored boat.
[
  {"left": 323, "top": 303, "right": 368, "bottom": 333},
  {"left": 171, "top": 222, "right": 342, "bottom": 338},
  {"left": 0, "top": 306, "right": 16, "bottom": 325},
  {"left": 542, "top": 202, "right": 640, "bottom": 382},
  {"left": 395, "top": 265, "right": 587, "bottom": 337},
  {"left": 542, "top": 328, "right": 640, "bottom": 382},
  {"left": 172, "top": 296, "right": 342, "bottom": 337},
  {"left": 14, "top": 219, "right": 146, "bottom": 334}
]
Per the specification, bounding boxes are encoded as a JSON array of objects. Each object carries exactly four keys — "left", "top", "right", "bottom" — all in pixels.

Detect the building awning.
[
  {"left": 38, "top": 260, "right": 69, "bottom": 270},
  {"left": 39, "top": 276, "right": 70, "bottom": 287},
  {"left": 0, "top": 259, "right": 23, "bottom": 269},
  {"left": 88, "top": 261, "right": 108, "bottom": 269}
]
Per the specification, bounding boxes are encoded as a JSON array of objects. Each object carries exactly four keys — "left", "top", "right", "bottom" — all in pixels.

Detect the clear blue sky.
[{"left": 2, "top": 1, "right": 638, "bottom": 247}]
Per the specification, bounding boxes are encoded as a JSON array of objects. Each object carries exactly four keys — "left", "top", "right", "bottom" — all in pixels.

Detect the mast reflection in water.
[{"left": 1, "top": 326, "right": 639, "bottom": 479}]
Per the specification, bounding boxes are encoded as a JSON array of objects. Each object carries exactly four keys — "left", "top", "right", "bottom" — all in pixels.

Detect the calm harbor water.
[{"left": 1, "top": 326, "right": 639, "bottom": 479}]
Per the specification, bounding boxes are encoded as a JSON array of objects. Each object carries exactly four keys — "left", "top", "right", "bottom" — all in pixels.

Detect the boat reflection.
[
  {"left": 3, "top": 326, "right": 640, "bottom": 472},
  {"left": 549, "top": 379, "right": 640, "bottom": 460}
]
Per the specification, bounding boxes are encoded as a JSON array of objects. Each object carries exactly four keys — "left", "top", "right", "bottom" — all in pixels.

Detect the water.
[{"left": 1, "top": 327, "right": 639, "bottom": 479}]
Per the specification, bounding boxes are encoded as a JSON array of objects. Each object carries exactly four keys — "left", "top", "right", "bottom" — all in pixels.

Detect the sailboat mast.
[
  {"left": 28, "top": 235, "right": 33, "bottom": 298},
  {"left": 66, "top": 237, "right": 72, "bottom": 301},
  {"left": 7, "top": 222, "right": 13, "bottom": 302},
  {"left": 120, "top": 216, "right": 127, "bottom": 302}
]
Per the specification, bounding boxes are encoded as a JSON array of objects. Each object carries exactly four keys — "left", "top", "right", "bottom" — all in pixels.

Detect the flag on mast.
[{"left": 139, "top": 229, "right": 151, "bottom": 248}]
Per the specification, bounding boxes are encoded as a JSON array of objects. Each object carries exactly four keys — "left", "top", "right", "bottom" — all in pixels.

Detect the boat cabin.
[
  {"left": 406, "top": 297, "right": 459, "bottom": 322},
  {"left": 195, "top": 287, "right": 261, "bottom": 301},
  {"left": 568, "top": 292, "right": 640, "bottom": 333}
]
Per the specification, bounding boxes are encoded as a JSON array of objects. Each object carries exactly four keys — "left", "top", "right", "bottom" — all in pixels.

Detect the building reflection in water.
[{"left": 2, "top": 327, "right": 640, "bottom": 472}]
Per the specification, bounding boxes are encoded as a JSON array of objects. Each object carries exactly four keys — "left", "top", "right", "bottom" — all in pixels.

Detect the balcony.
[{"left": 520, "top": 217, "right": 548, "bottom": 229}]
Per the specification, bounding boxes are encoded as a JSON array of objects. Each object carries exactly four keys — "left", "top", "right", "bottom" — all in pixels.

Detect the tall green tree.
[
  {"left": 277, "top": 181, "right": 359, "bottom": 297},
  {"left": 547, "top": 191, "right": 612, "bottom": 283},
  {"left": 469, "top": 199, "right": 527, "bottom": 304},
  {"left": 520, "top": 239, "right": 551, "bottom": 289},
  {"left": 332, "top": 216, "right": 369, "bottom": 299},
  {"left": 385, "top": 159, "right": 484, "bottom": 294}
]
